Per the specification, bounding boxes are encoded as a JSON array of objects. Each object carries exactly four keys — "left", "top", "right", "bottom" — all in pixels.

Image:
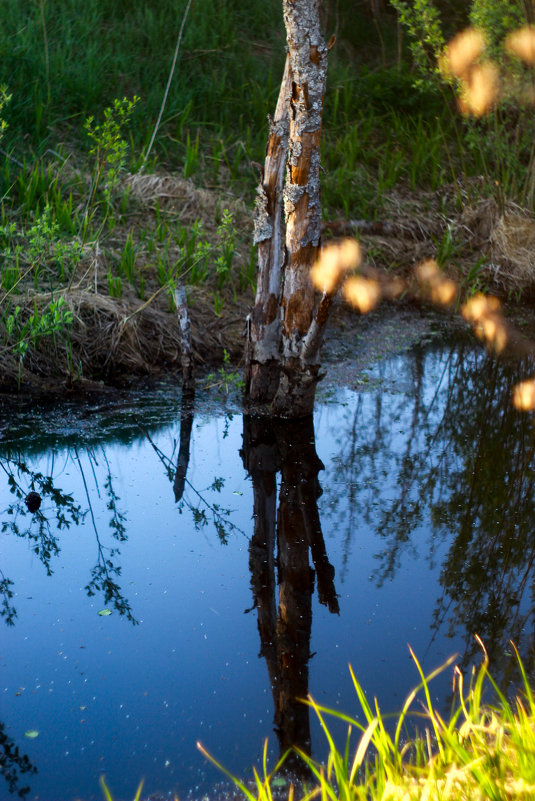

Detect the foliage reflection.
[
  {"left": 321, "top": 339, "right": 535, "bottom": 685},
  {"left": 0, "top": 445, "right": 136, "bottom": 625}
]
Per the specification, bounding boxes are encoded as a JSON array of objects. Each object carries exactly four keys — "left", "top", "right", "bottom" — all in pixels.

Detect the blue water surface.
[{"left": 2, "top": 337, "right": 534, "bottom": 801}]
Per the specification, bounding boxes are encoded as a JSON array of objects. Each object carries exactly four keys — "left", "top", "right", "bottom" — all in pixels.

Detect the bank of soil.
[{"left": 4, "top": 169, "right": 535, "bottom": 395}]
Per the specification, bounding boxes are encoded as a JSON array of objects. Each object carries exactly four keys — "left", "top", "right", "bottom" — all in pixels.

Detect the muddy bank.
[
  {"left": 3, "top": 292, "right": 535, "bottom": 402},
  {"left": 4, "top": 168, "right": 535, "bottom": 395}
]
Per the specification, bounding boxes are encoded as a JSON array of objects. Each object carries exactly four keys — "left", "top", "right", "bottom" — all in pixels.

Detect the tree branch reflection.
[
  {"left": 0, "top": 721, "right": 37, "bottom": 798},
  {"left": 321, "top": 339, "right": 535, "bottom": 684},
  {"left": 0, "top": 445, "right": 136, "bottom": 625}
]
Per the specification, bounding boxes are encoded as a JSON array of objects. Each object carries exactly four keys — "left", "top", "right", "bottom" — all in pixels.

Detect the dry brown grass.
[
  {"left": 5, "top": 163, "right": 535, "bottom": 395},
  {"left": 0, "top": 284, "right": 247, "bottom": 391},
  {"left": 126, "top": 172, "right": 251, "bottom": 234},
  {"left": 348, "top": 182, "right": 535, "bottom": 297}
]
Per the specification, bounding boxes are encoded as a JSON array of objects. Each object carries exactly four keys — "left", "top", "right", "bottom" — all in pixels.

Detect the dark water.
[{"left": 2, "top": 336, "right": 535, "bottom": 801}]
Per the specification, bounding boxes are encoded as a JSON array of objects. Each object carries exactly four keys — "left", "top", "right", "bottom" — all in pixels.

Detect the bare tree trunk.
[
  {"left": 246, "top": 56, "right": 291, "bottom": 405},
  {"left": 272, "top": 0, "right": 329, "bottom": 417},
  {"left": 245, "top": 0, "right": 330, "bottom": 418},
  {"left": 174, "top": 282, "right": 193, "bottom": 390}
]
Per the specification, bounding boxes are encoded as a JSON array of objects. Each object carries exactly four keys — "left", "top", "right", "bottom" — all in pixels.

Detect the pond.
[{"left": 2, "top": 324, "right": 535, "bottom": 801}]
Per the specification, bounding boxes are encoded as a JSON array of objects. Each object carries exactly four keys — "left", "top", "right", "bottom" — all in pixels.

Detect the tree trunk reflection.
[
  {"left": 173, "top": 383, "right": 195, "bottom": 503},
  {"left": 242, "top": 415, "right": 338, "bottom": 772}
]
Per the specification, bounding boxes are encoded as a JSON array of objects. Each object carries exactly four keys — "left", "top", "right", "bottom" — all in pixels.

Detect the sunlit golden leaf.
[
  {"left": 431, "top": 278, "right": 457, "bottom": 306},
  {"left": 506, "top": 26, "right": 535, "bottom": 65},
  {"left": 336, "top": 238, "right": 362, "bottom": 270},
  {"left": 513, "top": 379, "right": 535, "bottom": 410},
  {"left": 342, "top": 276, "right": 381, "bottom": 314},
  {"left": 310, "top": 260, "right": 342, "bottom": 295},
  {"left": 414, "top": 258, "right": 440, "bottom": 283},
  {"left": 444, "top": 28, "right": 485, "bottom": 78},
  {"left": 462, "top": 294, "right": 507, "bottom": 352},
  {"left": 481, "top": 316, "right": 507, "bottom": 353},
  {"left": 461, "top": 293, "right": 500, "bottom": 323}
]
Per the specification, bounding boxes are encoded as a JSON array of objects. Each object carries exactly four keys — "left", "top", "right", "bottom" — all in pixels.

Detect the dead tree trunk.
[
  {"left": 246, "top": 56, "right": 291, "bottom": 407},
  {"left": 245, "top": 0, "right": 330, "bottom": 418}
]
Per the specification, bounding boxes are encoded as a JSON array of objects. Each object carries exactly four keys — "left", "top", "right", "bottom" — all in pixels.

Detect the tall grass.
[
  {"left": 0, "top": 0, "right": 285, "bottom": 160},
  {"left": 200, "top": 642, "right": 535, "bottom": 801},
  {"left": 0, "top": 0, "right": 529, "bottom": 218}
]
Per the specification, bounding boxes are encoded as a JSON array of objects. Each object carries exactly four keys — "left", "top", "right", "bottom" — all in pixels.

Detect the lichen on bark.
[{"left": 244, "top": 0, "right": 333, "bottom": 418}]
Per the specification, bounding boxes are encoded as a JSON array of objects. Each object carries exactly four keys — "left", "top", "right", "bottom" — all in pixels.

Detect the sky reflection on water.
[{"left": 2, "top": 337, "right": 535, "bottom": 801}]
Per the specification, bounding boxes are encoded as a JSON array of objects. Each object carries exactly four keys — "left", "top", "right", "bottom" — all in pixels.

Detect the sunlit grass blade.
[
  {"left": 349, "top": 718, "right": 379, "bottom": 783},
  {"left": 394, "top": 652, "right": 457, "bottom": 750},
  {"left": 99, "top": 776, "right": 144, "bottom": 801},
  {"left": 99, "top": 776, "right": 113, "bottom": 801},
  {"left": 348, "top": 664, "right": 375, "bottom": 725},
  {"left": 407, "top": 646, "right": 448, "bottom": 759},
  {"left": 197, "top": 741, "right": 258, "bottom": 801},
  {"left": 133, "top": 779, "right": 145, "bottom": 801},
  {"left": 511, "top": 640, "right": 535, "bottom": 713}
]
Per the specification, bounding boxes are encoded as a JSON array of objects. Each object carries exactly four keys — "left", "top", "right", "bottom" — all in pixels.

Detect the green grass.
[
  {"left": 199, "top": 642, "right": 535, "bottom": 801},
  {"left": 0, "top": 0, "right": 285, "bottom": 161},
  {"left": 0, "top": 0, "right": 526, "bottom": 205},
  {"left": 1, "top": 0, "right": 532, "bottom": 223}
]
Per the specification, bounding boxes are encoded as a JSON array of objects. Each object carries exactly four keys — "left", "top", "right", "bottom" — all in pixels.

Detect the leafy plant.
[
  {"left": 205, "top": 349, "right": 244, "bottom": 394},
  {"left": 470, "top": 0, "right": 525, "bottom": 59},
  {"left": 83, "top": 96, "right": 139, "bottom": 231},
  {"left": 1, "top": 296, "right": 74, "bottom": 386},
  {"left": 215, "top": 208, "right": 236, "bottom": 288},
  {"left": 26, "top": 204, "right": 59, "bottom": 287},
  {"left": 0, "top": 84, "right": 11, "bottom": 141},
  {"left": 389, "top": 0, "right": 446, "bottom": 78}
]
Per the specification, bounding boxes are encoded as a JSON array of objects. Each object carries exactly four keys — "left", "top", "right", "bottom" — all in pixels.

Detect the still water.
[{"left": 2, "top": 334, "right": 535, "bottom": 801}]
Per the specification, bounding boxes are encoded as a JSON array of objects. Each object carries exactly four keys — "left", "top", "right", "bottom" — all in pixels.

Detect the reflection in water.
[
  {"left": 0, "top": 446, "right": 136, "bottom": 625},
  {"left": 242, "top": 415, "right": 339, "bottom": 771},
  {"left": 321, "top": 340, "right": 535, "bottom": 684},
  {"left": 0, "top": 722, "right": 36, "bottom": 798},
  {"left": 3, "top": 333, "right": 535, "bottom": 799},
  {"left": 174, "top": 384, "right": 195, "bottom": 503}
]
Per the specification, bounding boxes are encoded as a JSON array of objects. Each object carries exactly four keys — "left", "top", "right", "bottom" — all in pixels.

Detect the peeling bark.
[
  {"left": 245, "top": 0, "right": 332, "bottom": 418},
  {"left": 272, "top": 0, "right": 328, "bottom": 416},
  {"left": 245, "top": 56, "right": 291, "bottom": 404}
]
